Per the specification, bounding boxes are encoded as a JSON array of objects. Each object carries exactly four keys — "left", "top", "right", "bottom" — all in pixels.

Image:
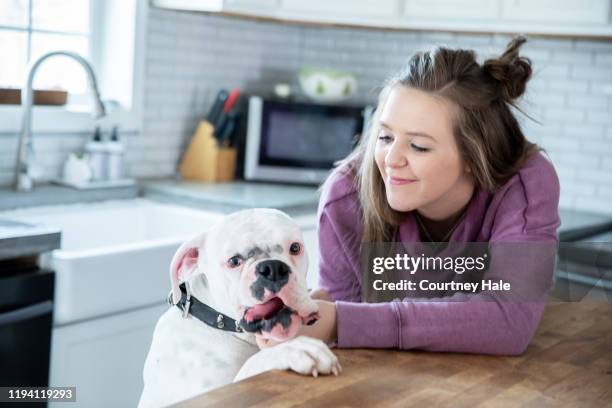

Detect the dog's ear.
[{"left": 170, "top": 232, "right": 206, "bottom": 304}]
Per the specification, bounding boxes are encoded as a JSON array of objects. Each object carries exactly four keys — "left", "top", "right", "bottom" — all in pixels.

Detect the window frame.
[{"left": 0, "top": 0, "right": 147, "bottom": 133}]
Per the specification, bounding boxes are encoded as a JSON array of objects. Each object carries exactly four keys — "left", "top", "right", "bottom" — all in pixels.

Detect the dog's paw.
[{"left": 278, "top": 336, "right": 342, "bottom": 377}]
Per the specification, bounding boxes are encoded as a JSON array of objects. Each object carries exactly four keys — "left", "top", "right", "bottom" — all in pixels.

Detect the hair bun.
[{"left": 483, "top": 36, "right": 532, "bottom": 102}]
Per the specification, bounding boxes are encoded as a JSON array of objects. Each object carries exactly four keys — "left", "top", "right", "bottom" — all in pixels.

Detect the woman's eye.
[
  {"left": 411, "top": 143, "right": 429, "bottom": 153},
  {"left": 377, "top": 133, "right": 393, "bottom": 142},
  {"left": 289, "top": 242, "right": 302, "bottom": 255},
  {"left": 226, "top": 255, "right": 243, "bottom": 268}
]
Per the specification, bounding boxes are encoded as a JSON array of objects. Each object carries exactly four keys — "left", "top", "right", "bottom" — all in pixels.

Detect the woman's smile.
[{"left": 388, "top": 175, "right": 418, "bottom": 186}]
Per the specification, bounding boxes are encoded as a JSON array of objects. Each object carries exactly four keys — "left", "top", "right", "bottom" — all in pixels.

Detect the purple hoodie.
[{"left": 317, "top": 152, "right": 561, "bottom": 355}]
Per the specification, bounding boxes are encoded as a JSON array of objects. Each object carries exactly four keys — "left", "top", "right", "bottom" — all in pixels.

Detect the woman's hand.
[{"left": 256, "top": 299, "right": 337, "bottom": 349}]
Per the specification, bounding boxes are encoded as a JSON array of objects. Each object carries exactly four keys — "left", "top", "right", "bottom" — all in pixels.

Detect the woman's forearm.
[
  {"left": 297, "top": 300, "right": 337, "bottom": 344},
  {"left": 335, "top": 299, "right": 546, "bottom": 355}
]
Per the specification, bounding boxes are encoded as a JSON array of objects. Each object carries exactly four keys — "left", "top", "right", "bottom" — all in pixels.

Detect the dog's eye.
[
  {"left": 226, "top": 255, "right": 243, "bottom": 268},
  {"left": 289, "top": 242, "right": 302, "bottom": 255}
]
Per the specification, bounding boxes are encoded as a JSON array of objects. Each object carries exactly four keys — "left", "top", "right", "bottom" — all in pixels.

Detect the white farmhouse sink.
[{"left": 0, "top": 199, "right": 223, "bottom": 325}]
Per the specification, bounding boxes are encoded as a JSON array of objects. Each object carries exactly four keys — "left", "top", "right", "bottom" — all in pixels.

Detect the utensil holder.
[{"left": 179, "top": 120, "right": 236, "bottom": 182}]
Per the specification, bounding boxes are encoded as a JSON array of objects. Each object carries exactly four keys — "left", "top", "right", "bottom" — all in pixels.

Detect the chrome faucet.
[{"left": 14, "top": 51, "right": 106, "bottom": 192}]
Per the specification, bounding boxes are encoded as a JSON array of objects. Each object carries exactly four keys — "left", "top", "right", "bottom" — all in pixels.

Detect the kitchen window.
[
  {"left": 0, "top": 0, "right": 91, "bottom": 96},
  {"left": 0, "top": 0, "right": 146, "bottom": 132}
]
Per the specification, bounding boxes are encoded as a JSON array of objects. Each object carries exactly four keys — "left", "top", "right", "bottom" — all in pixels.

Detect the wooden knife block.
[{"left": 179, "top": 120, "right": 236, "bottom": 182}]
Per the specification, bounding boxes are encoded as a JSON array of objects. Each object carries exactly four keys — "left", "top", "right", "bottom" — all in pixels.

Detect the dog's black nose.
[{"left": 255, "top": 260, "right": 290, "bottom": 282}]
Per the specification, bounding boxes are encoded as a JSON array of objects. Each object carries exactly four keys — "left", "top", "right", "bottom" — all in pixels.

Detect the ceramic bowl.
[{"left": 298, "top": 68, "right": 357, "bottom": 103}]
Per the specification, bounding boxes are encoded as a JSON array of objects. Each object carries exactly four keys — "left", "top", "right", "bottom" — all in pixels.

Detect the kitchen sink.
[{"left": 0, "top": 199, "right": 223, "bottom": 324}]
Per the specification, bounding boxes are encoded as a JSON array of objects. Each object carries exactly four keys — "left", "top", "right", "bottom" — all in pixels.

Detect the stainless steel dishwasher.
[
  {"left": 0, "top": 217, "right": 60, "bottom": 407},
  {"left": 0, "top": 265, "right": 55, "bottom": 388}
]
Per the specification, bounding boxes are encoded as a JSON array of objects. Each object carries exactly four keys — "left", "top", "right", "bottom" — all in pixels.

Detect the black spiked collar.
[{"left": 169, "top": 281, "right": 243, "bottom": 333}]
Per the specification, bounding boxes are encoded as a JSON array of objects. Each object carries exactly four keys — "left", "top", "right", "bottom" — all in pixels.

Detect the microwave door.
[{"left": 245, "top": 96, "right": 364, "bottom": 185}]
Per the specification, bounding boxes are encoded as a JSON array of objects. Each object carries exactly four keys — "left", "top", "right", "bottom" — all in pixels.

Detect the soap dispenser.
[
  {"left": 84, "top": 126, "right": 107, "bottom": 181},
  {"left": 107, "top": 125, "right": 125, "bottom": 180}
]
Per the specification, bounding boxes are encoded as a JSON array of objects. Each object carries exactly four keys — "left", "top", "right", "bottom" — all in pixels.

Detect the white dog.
[{"left": 138, "top": 208, "right": 341, "bottom": 408}]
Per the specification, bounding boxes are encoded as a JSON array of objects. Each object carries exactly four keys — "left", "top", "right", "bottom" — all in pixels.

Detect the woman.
[{"left": 269, "top": 36, "right": 560, "bottom": 355}]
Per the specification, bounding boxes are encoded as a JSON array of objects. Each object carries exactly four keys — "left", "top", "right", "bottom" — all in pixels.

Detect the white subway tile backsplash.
[
  {"left": 561, "top": 180, "right": 597, "bottom": 196},
  {"left": 558, "top": 194, "right": 575, "bottom": 209},
  {"left": 594, "top": 52, "right": 612, "bottom": 65},
  {"left": 0, "top": 153, "right": 15, "bottom": 170},
  {"left": 143, "top": 149, "right": 180, "bottom": 163},
  {"left": 0, "top": 171, "right": 13, "bottom": 186},
  {"left": 124, "top": 149, "right": 146, "bottom": 164},
  {"left": 547, "top": 80, "right": 590, "bottom": 93},
  {"left": 574, "top": 197, "right": 611, "bottom": 214},
  {"left": 550, "top": 50, "right": 593, "bottom": 64},
  {"left": 0, "top": 137, "right": 18, "bottom": 153},
  {"left": 576, "top": 39, "right": 612, "bottom": 52},
  {"left": 554, "top": 166, "right": 576, "bottom": 182},
  {"left": 577, "top": 168, "right": 610, "bottom": 184},
  {"left": 547, "top": 151, "right": 600, "bottom": 170},
  {"left": 539, "top": 63, "right": 571, "bottom": 78},
  {"left": 526, "top": 50, "right": 553, "bottom": 64},
  {"left": 581, "top": 139, "right": 612, "bottom": 154},
  {"left": 588, "top": 82, "right": 612, "bottom": 95},
  {"left": 530, "top": 38, "right": 575, "bottom": 51},
  {"left": 37, "top": 152, "right": 67, "bottom": 169},
  {"left": 529, "top": 90, "right": 566, "bottom": 107},
  {"left": 127, "top": 163, "right": 161, "bottom": 178},
  {"left": 598, "top": 185, "right": 612, "bottom": 199},
  {"left": 567, "top": 94, "right": 608, "bottom": 110},
  {"left": 571, "top": 65, "right": 612, "bottom": 81},
  {"left": 543, "top": 107, "right": 585, "bottom": 123},
  {"left": 586, "top": 111, "right": 612, "bottom": 125},
  {"left": 540, "top": 135, "right": 576, "bottom": 151}
]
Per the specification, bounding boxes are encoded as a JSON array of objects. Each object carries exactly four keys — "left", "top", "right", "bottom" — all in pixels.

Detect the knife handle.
[
  {"left": 207, "top": 89, "right": 229, "bottom": 125},
  {"left": 218, "top": 113, "right": 238, "bottom": 147},
  {"left": 214, "top": 113, "right": 229, "bottom": 141}
]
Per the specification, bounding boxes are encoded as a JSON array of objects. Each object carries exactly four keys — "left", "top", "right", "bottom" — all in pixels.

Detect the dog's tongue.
[{"left": 244, "top": 297, "right": 284, "bottom": 322}]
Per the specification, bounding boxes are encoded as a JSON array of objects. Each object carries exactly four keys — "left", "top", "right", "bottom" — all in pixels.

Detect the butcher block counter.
[{"left": 174, "top": 301, "right": 612, "bottom": 407}]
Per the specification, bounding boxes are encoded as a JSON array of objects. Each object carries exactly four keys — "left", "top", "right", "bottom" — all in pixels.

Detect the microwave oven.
[{"left": 244, "top": 96, "right": 369, "bottom": 184}]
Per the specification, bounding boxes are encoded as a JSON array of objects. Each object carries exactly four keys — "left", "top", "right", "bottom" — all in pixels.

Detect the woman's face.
[{"left": 374, "top": 85, "right": 474, "bottom": 220}]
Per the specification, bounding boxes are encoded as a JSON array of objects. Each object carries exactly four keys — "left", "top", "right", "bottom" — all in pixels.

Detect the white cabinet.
[
  {"left": 225, "top": 0, "right": 278, "bottom": 10},
  {"left": 152, "top": 0, "right": 223, "bottom": 12},
  {"left": 400, "top": 0, "right": 612, "bottom": 36},
  {"left": 500, "top": 0, "right": 610, "bottom": 24},
  {"left": 225, "top": 0, "right": 401, "bottom": 25},
  {"left": 223, "top": 0, "right": 279, "bottom": 16},
  {"left": 149, "top": 0, "right": 612, "bottom": 38},
  {"left": 403, "top": 0, "right": 611, "bottom": 24},
  {"left": 49, "top": 303, "right": 168, "bottom": 408},
  {"left": 403, "top": 0, "right": 499, "bottom": 21},
  {"left": 280, "top": 0, "right": 400, "bottom": 19}
]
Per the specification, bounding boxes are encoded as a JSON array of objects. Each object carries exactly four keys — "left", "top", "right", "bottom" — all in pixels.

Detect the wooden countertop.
[{"left": 176, "top": 301, "right": 612, "bottom": 407}]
